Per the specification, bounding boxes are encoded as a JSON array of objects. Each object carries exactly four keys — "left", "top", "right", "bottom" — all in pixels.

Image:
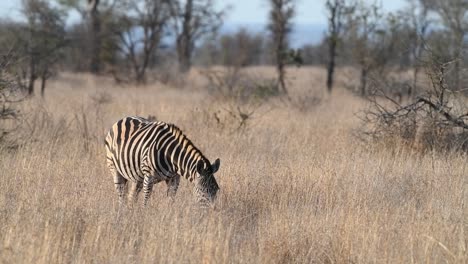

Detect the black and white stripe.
[{"left": 105, "top": 116, "right": 220, "bottom": 205}]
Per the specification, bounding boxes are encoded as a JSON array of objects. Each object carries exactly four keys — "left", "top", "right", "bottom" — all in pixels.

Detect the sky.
[
  {"left": 0, "top": 0, "right": 408, "bottom": 46},
  {"left": 1, "top": 0, "right": 407, "bottom": 26},
  {"left": 219, "top": 0, "right": 406, "bottom": 25}
]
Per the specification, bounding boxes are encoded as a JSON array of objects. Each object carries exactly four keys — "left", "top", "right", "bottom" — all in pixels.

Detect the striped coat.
[{"left": 105, "top": 116, "right": 220, "bottom": 205}]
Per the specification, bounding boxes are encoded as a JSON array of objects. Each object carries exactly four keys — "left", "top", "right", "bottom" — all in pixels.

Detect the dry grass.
[{"left": 0, "top": 67, "right": 466, "bottom": 263}]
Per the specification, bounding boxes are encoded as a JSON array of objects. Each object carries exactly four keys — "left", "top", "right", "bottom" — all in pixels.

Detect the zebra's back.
[{"left": 105, "top": 116, "right": 166, "bottom": 182}]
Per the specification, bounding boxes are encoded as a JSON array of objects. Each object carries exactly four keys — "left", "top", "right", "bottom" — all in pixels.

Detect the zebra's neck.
[
  {"left": 163, "top": 124, "right": 208, "bottom": 183},
  {"left": 182, "top": 155, "right": 202, "bottom": 182},
  {"left": 176, "top": 149, "right": 210, "bottom": 183}
]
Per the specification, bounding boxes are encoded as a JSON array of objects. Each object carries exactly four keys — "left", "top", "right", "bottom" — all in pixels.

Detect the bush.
[
  {"left": 359, "top": 57, "right": 468, "bottom": 153},
  {"left": 0, "top": 51, "right": 26, "bottom": 148},
  {"left": 201, "top": 66, "right": 280, "bottom": 103}
]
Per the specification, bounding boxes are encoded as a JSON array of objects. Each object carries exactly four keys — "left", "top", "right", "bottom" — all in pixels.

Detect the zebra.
[{"left": 105, "top": 116, "right": 221, "bottom": 206}]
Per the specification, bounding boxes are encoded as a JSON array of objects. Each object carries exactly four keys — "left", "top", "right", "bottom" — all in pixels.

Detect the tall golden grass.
[{"left": 0, "top": 67, "right": 466, "bottom": 263}]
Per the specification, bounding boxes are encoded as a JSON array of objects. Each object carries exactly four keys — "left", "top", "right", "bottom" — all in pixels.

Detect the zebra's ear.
[
  {"left": 197, "top": 160, "right": 206, "bottom": 175},
  {"left": 211, "top": 158, "right": 220, "bottom": 173}
]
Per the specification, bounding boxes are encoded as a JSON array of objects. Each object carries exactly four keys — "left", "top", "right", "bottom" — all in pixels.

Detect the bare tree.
[
  {"left": 167, "top": 0, "right": 224, "bottom": 73},
  {"left": 194, "top": 28, "right": 270, "bottom": 67},
  {"left": 112, "top": 0, "right": 170, "bottom": 84},
  {"left": 268, "top": 0, "right": 295, "bottom": 95},
  {"left": 345, "top": 1, "right": 387, "bottom": 96},
  {"left": 19, "top": 0, "right": 67, "bottom": 96},
  {"left": 88, "top": 0, "right": 101, "bottom": 74},
  {"left": 404, "top": 0, "right": 431, "bottom": 97},
  {"left": 431, "top": 0, "right": 468, "bottom": 91},
  {"left": 58, "top": 0, "right": 118, "bottom": 74},
  {"left": 325, "top": 0, "right": 352, "bottom": 93},
  {"left": 221, "top": 28, "right": 267, "bottom": 66},
  {"left": 361, "top": 55, "right": 468, "bottom": 151}
]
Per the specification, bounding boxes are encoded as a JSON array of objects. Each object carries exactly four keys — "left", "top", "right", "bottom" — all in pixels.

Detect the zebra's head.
[{"left": 195, "top": 158, "right": 221, "bottom": 204}]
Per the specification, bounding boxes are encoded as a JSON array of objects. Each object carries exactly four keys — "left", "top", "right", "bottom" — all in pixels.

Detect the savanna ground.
[{"left": 0, "top": 67, "right": 466, "bottom": 263}]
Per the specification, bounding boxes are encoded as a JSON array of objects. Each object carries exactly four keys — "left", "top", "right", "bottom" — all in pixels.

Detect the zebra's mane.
[{"left": 167, "top": 123, "right": 210, "bottom": 166}]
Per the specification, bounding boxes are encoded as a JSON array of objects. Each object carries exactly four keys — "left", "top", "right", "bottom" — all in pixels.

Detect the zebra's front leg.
[
  {"left": 166, "top": 174, "right": 181, "bottom": 199},
  {"left": 143, "top": 175, "right": 156, "bottom": 206}
]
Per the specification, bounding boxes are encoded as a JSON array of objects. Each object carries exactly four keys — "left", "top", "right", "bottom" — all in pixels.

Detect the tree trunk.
[
  {"left": 411, "top": 66, "right": 419, "bottom": 98},
  {"left": 360, "top": 66, "right": 367, "bottom": 96},
  {"left": 40, "top": 75, "right": 47, "bottom": 97},
  {"left": 454, "top": 59, "right": 460, "bottom": 91},
  {"left": 177, "top": 38, "right": 191, "bottom": 73},
  {"left": 178, "top": 0, "right": 193, "bottom": 73},
  {"left": 276, "top": 35, "right": 287, "bottom": 95},
  {"left": 326, "top": 37, "right": 337, "bottom": 93},
  {"left": 28, "top": 75, "right": 35, "bottom": 95},
  {"left": 136, "top": 68, "right": 146, "bottom": 84},
  {"left": 27, "top": 21, "right": 35, "bottom": 95},
  {"left": 89, "top": 0, "right": 101, "bottom": 74},
  {"left": 278, "top": 62, "right": 286, "bottom": 94},
  {"left": 28, "top": 57, "right": 36, "bottom": 95}
]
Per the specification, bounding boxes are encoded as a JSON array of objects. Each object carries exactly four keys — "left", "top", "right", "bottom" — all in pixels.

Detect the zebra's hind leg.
[
  {"left": 166, "top": 174, "right": 181, "bottom": 200},
  {"left": 107, "top": 158, "right": 127, "bottom": 205},
  {"left": 127, "top": 181, "right": 142, "bottom": 206},
  {"left": 142, "top": 175, "right": 156, "bottom": 206}
]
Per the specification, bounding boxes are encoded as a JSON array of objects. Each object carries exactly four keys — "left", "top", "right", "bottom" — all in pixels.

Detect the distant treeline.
[{"left": 1, "top": 0, "right": 468, "bottom": 96}]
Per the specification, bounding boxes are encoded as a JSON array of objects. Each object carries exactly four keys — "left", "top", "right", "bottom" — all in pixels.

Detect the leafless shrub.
[
  {"left": 89, "top": 90, "right": 113, "bottom": 105},
  {"left": 107, "top": 66, "right": 131, "bottom": 85},
  {"left": 201, "top": 67, "right": 240, "bottom": 97},
  {"left": 199, "top": 66, "right": 276, "bottom": 133},
  {"left": 20, "top": 105, "right": 74, "bottom": 147},
  {"left": 367, "top": 74, "right": 416, "bottom": 103},
  {"left": 0, "top": 50, "right": 27, "bottom": 148},
  {"left": 221, "top": 104, "right": 262, "bottom": 133},
  {"left": 288, "top": 94, "right": 323, "bottom": 112},
  {"left": 20, "top": 93, "right": 111, "bottom": 152},
  {"left": 201, "top": 66, "right": 279, "bottom": 103},
  {"left": 360, "top": 56, "right": 468, "bottom": 152},
  {"left": 77, "top": 90, "right": 113, "bottom": 150},
  {"left": 74, "top": 109, "right": 91, "bottom": 152},
  {"left": 153, "top": 62, "right": 187, "bottom": 88},
  {"left": 197, "top": 101, "right": 267, "bottom": 134}
]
